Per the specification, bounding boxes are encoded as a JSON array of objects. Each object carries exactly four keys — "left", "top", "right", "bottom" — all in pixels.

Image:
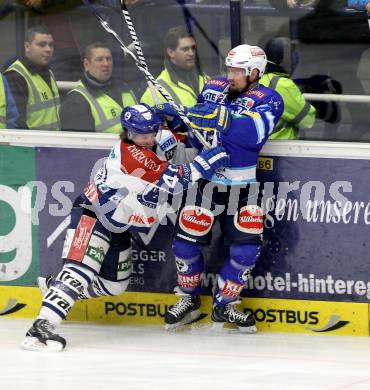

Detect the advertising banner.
[
  {"left": 1, "top": 286, "right": 367, "bottom": 336},
  {"left": 0, "top": 146, "right": 39, "bottom": 286},
  {"left": 1, "top": 145, "right": 370, "bottom": 305},
  {"left": 35, "top": 147, "right": 106, "bottom": 277},
  {"left": 252, "top": 156, "right": 370, "bottom": 303}
]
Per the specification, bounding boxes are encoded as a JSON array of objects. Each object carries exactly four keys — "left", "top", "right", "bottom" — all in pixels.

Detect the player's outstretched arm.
[{"left": 157, "top": 146, "right": 229, "bottom": 193}]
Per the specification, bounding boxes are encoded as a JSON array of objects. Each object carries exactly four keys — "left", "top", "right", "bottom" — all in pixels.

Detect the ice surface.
[{"left": 1, "top": 319, "right": 370, "bottom": 390}]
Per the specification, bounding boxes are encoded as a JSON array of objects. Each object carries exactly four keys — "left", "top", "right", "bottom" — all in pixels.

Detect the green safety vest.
[
  {"left": 140, "top": 67, "right": 208, "bottom": 107},
  {"left": 5, "top": 60, "right": 61, "bottom": 131},
  {"left": 73, "top": 81, "right": 137, "bottom": 133},
  {"left": 260, "top": 73, "right": 316, "bottom": 140},
  {"left": 0, "top": 76, "right": 6, "bottom": 128}
]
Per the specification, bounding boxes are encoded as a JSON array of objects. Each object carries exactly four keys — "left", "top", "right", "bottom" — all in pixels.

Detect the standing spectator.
[
  {"left": 22, "top": 0, "right": 83, "bottom": 81},
  {"left": 4, "top": 25, "right": 61, "bottom": 130},
  {"left": 140, "top": 25, "right": 209, "bottom": 108},
  {"left": 162, "top": 45, "right": 284, "bottom": 332},
  {"left": 60, "top": 42, "right": 137, "bottom": 133},
  {"left": 260, "top": 37, "right": 316, "bottom": 139},
  {"left": 0, "top": 73, "right": 18, "bottom": 129}
]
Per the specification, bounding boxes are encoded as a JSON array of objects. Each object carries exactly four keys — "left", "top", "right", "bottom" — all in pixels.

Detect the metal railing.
[{"left": 56, "top": 81, "right": 370, "bottom": 104}]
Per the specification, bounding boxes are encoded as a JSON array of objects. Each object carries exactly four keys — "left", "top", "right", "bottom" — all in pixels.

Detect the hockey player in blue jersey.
[{"left": 161, "top": 44, "right": 284, "bottom": 331}]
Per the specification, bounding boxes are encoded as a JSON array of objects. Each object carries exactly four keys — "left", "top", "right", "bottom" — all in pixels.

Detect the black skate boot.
[
  {"left": 211, "top": 301, "right": 257, "bottom": 333},
  {"left": 165, "top": 290, "right": 201, "bottom": 330},
  {"left": 21, "top": 319, "right": 66, "bottom": 351}
]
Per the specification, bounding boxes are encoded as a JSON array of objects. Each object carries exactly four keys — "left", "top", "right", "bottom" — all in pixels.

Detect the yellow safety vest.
[
  {"left": 0, "top": 76, "right": 6, "bottom": 128},
  {"left": 260, "top": 73, "right": 316, "bottom": 140},
  {"left": 5, "top": 60, "right": 61, "bottom": 130},
  {"left": 73, "top": 81, "right": 137, "bottom": 133},
  {"left": 141, "top": 68, "right": 208, "bottom": 107}
]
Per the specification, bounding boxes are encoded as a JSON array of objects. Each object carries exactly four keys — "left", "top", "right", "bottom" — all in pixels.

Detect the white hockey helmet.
[{"left": 225, "top": 44, "right": 267, "bottom": 77}]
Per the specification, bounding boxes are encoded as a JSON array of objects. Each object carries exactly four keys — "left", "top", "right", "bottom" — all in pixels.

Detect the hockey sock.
[
  {"left": 82, "top": 275, "right": 131, "bottom": 298},
  {"left": 215, "top": 244, "right": 260, "bottom": 304},
  {"left": 173, "top": 239, "right": 204, "bottom": 295},
  {"left": 38, "top": 264, "right": 94, "bottom": 326}
]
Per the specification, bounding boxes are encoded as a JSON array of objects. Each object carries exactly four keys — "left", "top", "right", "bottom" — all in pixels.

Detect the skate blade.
[
  {"left": 165, "top": 309, "right": 201, "bottom": 331},
  {"left": 211, "top": 322, "right": 257, "bottom": 334},
  {"left": 238, "top": 324, "right": 257, "bottom": 334},
  {"left": 21, "top": 336, "right": 65, "bottom": 352}
]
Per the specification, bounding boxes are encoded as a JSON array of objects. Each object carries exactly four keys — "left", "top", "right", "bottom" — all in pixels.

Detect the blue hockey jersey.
[{"left": 198, "top": 77, "right": 283, "bottom": 185}]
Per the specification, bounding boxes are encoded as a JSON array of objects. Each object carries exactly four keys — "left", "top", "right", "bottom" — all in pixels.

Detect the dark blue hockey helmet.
[{"left": 121, "top": 103, "right": 162, "bottom": 137}]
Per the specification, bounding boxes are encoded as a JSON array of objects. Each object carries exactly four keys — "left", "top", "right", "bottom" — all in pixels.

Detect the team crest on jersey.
[
  {"left": 234, "top": 205, "right": 263, "bottom": 234},
  {"left": 179, "top": 206, "right": 214, "bottom": 236}
]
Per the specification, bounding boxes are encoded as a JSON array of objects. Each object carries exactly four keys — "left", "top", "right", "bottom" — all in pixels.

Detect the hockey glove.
[
  {"left": 154, "top": 103, "right": 186, "bottom": 132},
  {"left": 192, "top": 146, "right": 230, "bottom": 181},
  {"left": 187, "top": 103, "right": 231, "bottom": 135}
]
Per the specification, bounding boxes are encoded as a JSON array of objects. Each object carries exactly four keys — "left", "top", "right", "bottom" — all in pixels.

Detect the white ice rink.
[{"left": 1, "top": 319, "right": 370, "bottom": 390}]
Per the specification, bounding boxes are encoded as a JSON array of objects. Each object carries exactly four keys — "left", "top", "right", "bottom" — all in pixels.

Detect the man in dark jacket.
[{"left": 60, "top": 42, "right": 137, "bottom": 133}]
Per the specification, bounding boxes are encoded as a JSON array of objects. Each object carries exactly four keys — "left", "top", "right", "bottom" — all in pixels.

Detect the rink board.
[
  {"left": 2, "top": 135, "right": 370, "bottom": 337},
  {"left": 0, "top": 286, "right": 368, "bottom": 336},
  {"left": 1, "top": 139, "right": 370, "bottom": 304}
]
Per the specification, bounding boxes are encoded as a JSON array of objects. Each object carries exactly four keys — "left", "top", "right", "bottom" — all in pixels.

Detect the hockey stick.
[
  {"left": 82, "top": 0, "right": 211, "bottom": 149},
  {"left": 119, "top": 0, "right": 160, "bottom": 104}
]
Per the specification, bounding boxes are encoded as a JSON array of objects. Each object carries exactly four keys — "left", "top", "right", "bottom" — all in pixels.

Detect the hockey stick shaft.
[
  {"left": 119, "top": 1, "right": 211, "bottom": 149},
  {"left": 82, "top": 0, "right": 210, "bottom": 149}
]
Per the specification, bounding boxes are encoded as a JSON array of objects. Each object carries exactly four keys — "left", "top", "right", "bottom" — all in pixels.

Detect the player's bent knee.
[{"left": 96, "top": 277, "right": 130, "bottom": 296}]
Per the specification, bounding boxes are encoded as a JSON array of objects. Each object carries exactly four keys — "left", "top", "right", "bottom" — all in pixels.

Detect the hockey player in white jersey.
[{"left": 21, "top": 103, "right": 229, "bottom": 351}]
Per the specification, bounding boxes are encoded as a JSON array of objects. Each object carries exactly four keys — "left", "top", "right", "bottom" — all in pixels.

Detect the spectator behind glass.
[
  {"left": 0, "top": 73, "right": 19, "bottom": 129},
  {"left": 4, "top": 25, "right": 61, "bottom": 130},
  {"left": 60, "top": 42, "right": 137, "bottom": 133},
  {"left": 140, "top": 25, "right": 209, "bottom": 108},
  {"left": 260, "top": 37, "right": 316, "bottom": 140},
  {"left": 21, "top": 0, "right": 83, "bottom": 81}
]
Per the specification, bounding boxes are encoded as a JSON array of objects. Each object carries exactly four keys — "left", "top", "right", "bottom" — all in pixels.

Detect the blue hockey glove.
[
  {"left": 192, "top": 146, "right": 230, "bottom": 181},
  {"left": 154, "top": 103, "right": 187, "bottom": 132},
  {"left": 154, "top": 103, "right": 183, "bottom": 117},
  {"left": 187, "top": 103, "right": 231, "bottom": 135}
]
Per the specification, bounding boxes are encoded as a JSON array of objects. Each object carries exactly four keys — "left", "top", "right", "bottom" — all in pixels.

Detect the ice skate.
[
  {"left": 21, "top": 319, "right": 66, "bottom": 351},
  {"left": 211, "top": 301, "right": 257, "bottom": 333},
  {"left": 165, "top": 289, "right": 201, "bottom": 330}
]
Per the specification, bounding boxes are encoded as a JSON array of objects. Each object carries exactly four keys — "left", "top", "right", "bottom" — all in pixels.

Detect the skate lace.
[
  {"left": 170, "top": 295, "right": 194, "bottom": 316},
  {"left": 225, "top": 301, "right": 247, "bottom": 322},
  {"left": 38, "top": 319, "right": 55, "bottom": 335}
]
